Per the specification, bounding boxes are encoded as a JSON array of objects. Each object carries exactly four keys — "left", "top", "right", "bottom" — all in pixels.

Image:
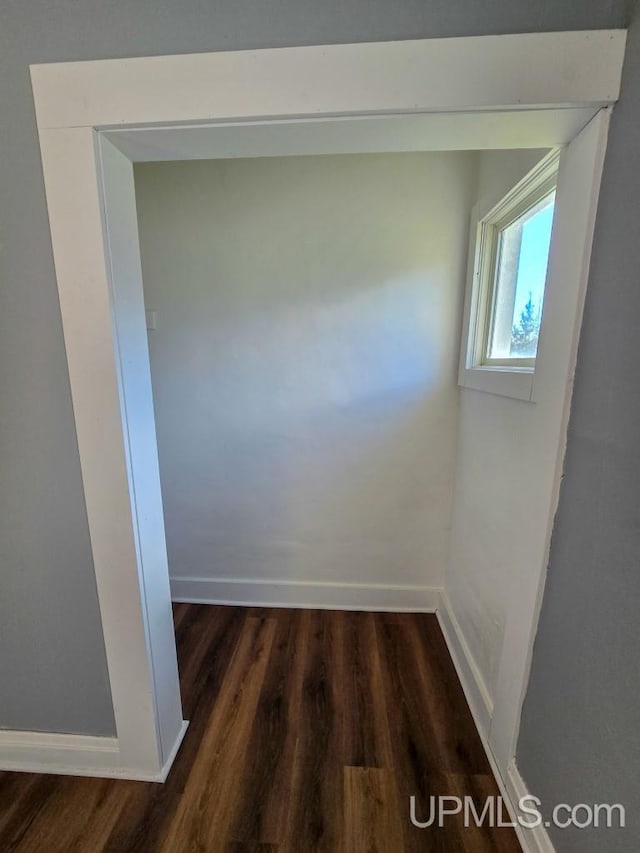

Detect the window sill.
[{"left": 458, "top": 365, "right": 534, "bottom": 402}]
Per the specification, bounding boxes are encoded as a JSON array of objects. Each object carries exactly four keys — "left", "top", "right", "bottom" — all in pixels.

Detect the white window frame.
[{"left": 459, "top": 150, "right": 560, "bottom": 401}]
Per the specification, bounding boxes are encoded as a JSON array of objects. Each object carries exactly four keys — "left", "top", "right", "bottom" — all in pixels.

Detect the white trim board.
[
  {"left": 507, "top": 761, "right": 556, "bottom": 853},
  {"left": 31, "top": 32, "right": 626, "bottom": 131},
  {"left": 0, "top": 722, "right": 188, "bottom": 782},
  {"left": 489, "top": 110, "right": 612, "bottom": 774},
  {"left": 436, "top": 597, "right": 554, "bottom": 853},
  {"left": 170, "top": 577, "right": 440, "bottom": 612},
  {"left": 436, "top": 590, "right": 493, "bottom": 741}
]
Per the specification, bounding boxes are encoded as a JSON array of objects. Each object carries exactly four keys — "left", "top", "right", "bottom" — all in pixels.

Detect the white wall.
[
  {"left": 443, "top": 129, "right": 606, "bottom": 775},
  {"left": 445, "top": 149, "right": 548, "bottom": 698},
  {"left": 134, "top": 152, "right": 476, "bottom": 604}
]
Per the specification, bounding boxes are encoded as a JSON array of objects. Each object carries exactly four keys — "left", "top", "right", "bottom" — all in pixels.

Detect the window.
[
  {"left": 484, "top": 187, "right": 555, "bottom": 367},
  {"left": 459, "top": 151, "right": 559, "bottom": 400}
]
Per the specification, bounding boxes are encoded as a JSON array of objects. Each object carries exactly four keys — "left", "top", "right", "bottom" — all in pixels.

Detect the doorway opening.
[{"left": 27, "top": 32, "right": 624, "bottom": 803}]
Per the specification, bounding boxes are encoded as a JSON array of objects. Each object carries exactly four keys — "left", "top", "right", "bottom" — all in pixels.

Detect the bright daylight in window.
[{"left": 486, "top": 190, "right": 555, "bottom": 363}]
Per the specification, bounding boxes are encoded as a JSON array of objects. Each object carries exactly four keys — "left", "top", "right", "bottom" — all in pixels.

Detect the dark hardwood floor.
[{"left": 0, "top": 605, "right": 521, "bottom": 852}]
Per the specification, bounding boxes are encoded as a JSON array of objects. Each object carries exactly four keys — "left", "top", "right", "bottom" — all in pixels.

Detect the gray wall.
[
  {"left": 0, "top": 0, "right": 630, "bottom": 735},
  {"left": 517, "top": 6, "right": 640, "bottom": 851}
]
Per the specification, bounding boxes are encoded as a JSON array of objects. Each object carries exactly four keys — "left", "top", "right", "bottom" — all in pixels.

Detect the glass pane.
[{"left": 487, "top": 191, "right": 555, "bottom": 361}]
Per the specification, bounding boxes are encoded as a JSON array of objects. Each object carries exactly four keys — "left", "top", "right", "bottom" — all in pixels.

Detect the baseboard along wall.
[
  {"left": 170, "top": 576, "right": 441, "bottom": 612},
  {"left": 0, "top": 721, "right": 188, "bottom": 783}
]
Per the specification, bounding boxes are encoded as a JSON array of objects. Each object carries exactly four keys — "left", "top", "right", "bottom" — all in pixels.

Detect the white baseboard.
[
  {"left": 0, "top": 719, "right": 189, "bottom": 782},
  {"left": 0, "top": 730, "right": 122, "bottom": 778},
  {"left": 436, "top": 591, "right": 554, "bottom": 853},
  {"left": 158, "top": 719, "right": 189, "bottom": 782},
  {"left": 506, "top": 761, "right": 556, "bottom": 853},
  {"left": 170, "top": 576, "right": 440, "bottom": 612},
  {"left": 436, "top": 589, "right": 493, "bottom": 740}
]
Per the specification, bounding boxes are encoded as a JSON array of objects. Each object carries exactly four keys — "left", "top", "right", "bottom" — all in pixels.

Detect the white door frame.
[{"left": 26, "top": 32, "right": 625, "bottom": 782}]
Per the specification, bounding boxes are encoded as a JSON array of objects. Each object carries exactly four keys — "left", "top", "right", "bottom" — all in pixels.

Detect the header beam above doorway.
[{"left": 31, "top": 30, "right": 626, "bottom": 131}]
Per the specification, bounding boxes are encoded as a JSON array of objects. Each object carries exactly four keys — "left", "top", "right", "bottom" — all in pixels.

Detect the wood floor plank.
[
  {"left": 443, "top": 772, "right": 522, "bottom": 853},
  {"left": 4, "top": 778, "right": 132, "bottom": 853},
  {"left": 409, "top": 614, "right": 491, "bottom": 774},
  {"left": 0, "top": 773, "right": 42, "bottom": 839},
  {"left": 0, "top": 775, "right": 62, "bottom": 851},
  {"left": 161, "top": 614, "right": 277, "bottom": 853},
  {"left": 375, "top": 614, "right": 470, "bottom": 852},
  {"left": 0, "top": 607, "right": 521, "bottom": 853},
  {"left": 342, "top": 612, "right": 393, "bottom": 769},
  {"left": 343, "top": 767, "right": 404, "bottom": 853},
  {"left": 282, "top": 609, "right": 345, "bottom": 853},
  {"left": 228, "top": 608, "right": 308, "bottom": 846},
  {"left": 171, "top": 601, "right": 191, "bottom": 632},
  {"left": 102, "top": 604, "right": 247, "bottom": 853}
]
